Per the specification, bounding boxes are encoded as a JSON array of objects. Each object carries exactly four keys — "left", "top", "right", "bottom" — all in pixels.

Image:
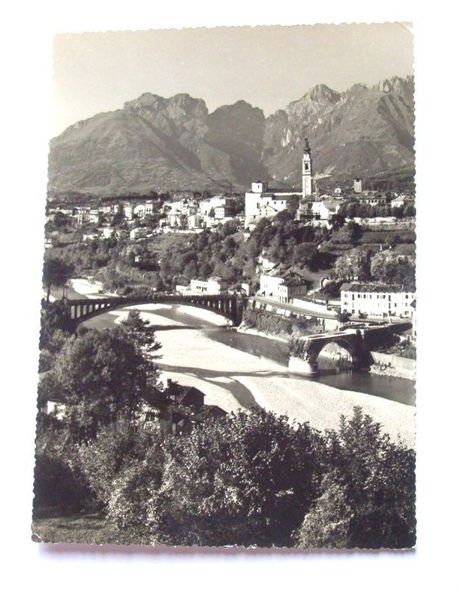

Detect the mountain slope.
[
  {"left": 48, "top": 76, "right": 415, "bottom": 195},
  {"left": 263, "top": 77, "right": 415, "bottom": 187}
]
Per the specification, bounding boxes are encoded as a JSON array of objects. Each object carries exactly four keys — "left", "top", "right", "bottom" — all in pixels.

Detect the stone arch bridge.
[
  {"left": 289, "top": 323, "right": 410, "bottom": 375},
  {"left": 64, "top": 294, "right": 244, "bottom": 327}
]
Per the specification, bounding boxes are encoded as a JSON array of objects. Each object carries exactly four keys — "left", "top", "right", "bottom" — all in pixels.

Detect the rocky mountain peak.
[
  {"left": 48, "top": 75, "right": 415, "bottom": 195},
  {"left": 124, "top": 92, "right": 165, "bottom": 111}
]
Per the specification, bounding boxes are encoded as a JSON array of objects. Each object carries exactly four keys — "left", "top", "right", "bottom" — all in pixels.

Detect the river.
[{"left": 53, "top": 280, "right": 416, "bottom": 446}]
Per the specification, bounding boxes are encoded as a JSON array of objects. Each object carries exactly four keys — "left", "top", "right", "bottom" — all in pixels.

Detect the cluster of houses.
[
  {"left": 47, "top": 193, "right": 245, "bottom": 237},
  {"left": 245, "top": 178, "right": 414, "bottom": 231},
  {"left": 48, "top": 139, "right": 414, "bottom": 240},
  {"left": 47, "top": 200, "right": 155, "bottom": 225},
  {"left": 244, "top": 138, "right": 414, "bottom": 230},
  {"left": 159, "top": 195, "right": 242, "bottom": 232},
  {"left": 175, "top": 277, "right": 250, "bottom": 297},
  {"left": 47, "top": 138, "right": 416, "bottom": 331}
]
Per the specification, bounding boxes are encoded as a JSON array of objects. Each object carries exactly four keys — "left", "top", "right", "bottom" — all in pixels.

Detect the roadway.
[{"left": 252, "top": 296, "right": 339, "bottom": 320}]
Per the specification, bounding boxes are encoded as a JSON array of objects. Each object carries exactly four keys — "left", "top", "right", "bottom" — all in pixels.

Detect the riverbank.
[
  {"left": 76, "top": 282, "right": 415, "bottom": 447},
  {"left": 109, "top": 305, "right": 415, "bottom": 447},
  {"left": 370, "top": 351, "right": 416, "bottom": 381},
  {"left": 237, "top": 323, "right": 289, "bottom": 345},
  {"left": 70, "top": 278, "right": 113, "bottom": 298},
  {"left": 152, "top": 320, "right": 415, "bottom": 447}
]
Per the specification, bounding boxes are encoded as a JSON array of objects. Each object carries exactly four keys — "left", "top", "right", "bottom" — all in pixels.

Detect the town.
[
  {"left": 32, "top": 23, "right": 418, "bottom": 552},
  {"left": 44, "top": 138, "right": 416, "bottom": 346}
]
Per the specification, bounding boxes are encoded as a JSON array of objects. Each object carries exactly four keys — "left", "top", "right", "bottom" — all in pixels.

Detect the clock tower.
[{"left": 302, "top": 137, "right": 313, "bottom": 198}]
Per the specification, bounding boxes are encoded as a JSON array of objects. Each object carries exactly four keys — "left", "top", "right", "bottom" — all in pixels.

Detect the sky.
[{"left": 53, "top": 23, "right": 413, "bottom": 135}]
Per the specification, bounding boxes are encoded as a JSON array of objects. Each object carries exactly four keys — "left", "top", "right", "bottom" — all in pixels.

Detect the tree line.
[{"left": 34, "top": 305, "right": 416, "bottom": 548}]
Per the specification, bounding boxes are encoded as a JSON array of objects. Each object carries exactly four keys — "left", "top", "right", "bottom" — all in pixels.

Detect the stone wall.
[{"left": 370, "top": 351, "right": 416, "bottom": 381}]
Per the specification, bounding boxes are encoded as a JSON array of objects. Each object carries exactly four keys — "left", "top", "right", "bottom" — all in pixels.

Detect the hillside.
[{"left": 48, "top": 76, "right": 415, "bottom": 195}]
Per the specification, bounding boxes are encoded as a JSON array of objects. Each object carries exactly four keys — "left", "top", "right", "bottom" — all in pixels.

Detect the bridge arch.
[
  {"left": 289, "top": 329, "right": 372, "bottom": 376},
  {"left": 313, "top": 339, "right": 359, "bottom": 371},
  {"left": 65, "top": 294, "right": 243, "bottom": 327}
]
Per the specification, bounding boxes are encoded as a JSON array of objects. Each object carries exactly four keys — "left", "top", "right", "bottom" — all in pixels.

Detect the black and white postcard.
[{"left": 32, "top": 22, "right": 416, "bottom": 548}]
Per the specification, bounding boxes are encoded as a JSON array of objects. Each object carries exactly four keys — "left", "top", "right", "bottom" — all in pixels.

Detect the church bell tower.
[{"left": 302, "top": 137, "right": 313, "bottom": 198}]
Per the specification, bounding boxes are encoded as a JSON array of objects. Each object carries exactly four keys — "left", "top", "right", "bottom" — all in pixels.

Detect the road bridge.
[{"left": 64, "top": 294, "right": 244, "bottom": 326}]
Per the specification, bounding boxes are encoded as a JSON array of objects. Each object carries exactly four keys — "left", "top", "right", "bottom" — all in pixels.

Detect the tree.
[
  {"left": 293, "top": 242, "right": 315, "bottom": 266},
  {"left": 77, "top": 420, "right": 162, "bottom": 509},
  {"left": 370, "top": 250, "right": 416, "bottom": 291},
  {"left": 120, "top": 309, "right": 162, "bottom": 364},
  {"left": 39, "top": 299, "right": 75, "bottom": 350},
  {"left": 334, "top": 247, "right": 372, "bottom": 282},
  {"left": 403, "top": 204, "right": 415, "bottom": 217},
  {"left": 42, "top": 257, "right": 74, "bottom": 302},
  {"left": 111, "top": 410, "right": 324, "bottom": 547},
  {"left": 336, "top": 311, "right": 350, "bottom": 324},
  {"left": 47, "top": 328, "right": 156, "bottom": 439},
  {"left": 347, "top": 221, "right": 363, "bottom": 243},
  {"left": 323, "top": 407, "right": 416, "bottom": 548},
  {"left": 295, "top": 475, "right": 352, "bottom": 548}
]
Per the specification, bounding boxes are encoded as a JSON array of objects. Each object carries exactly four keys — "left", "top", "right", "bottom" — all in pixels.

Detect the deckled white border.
[{"left": 1, "top": 1, "right": 458, "bottom": 599}]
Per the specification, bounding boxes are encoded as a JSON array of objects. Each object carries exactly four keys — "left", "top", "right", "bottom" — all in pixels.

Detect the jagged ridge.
[{"left": 48, "top": 76, "right": 414, "bottom": 195}]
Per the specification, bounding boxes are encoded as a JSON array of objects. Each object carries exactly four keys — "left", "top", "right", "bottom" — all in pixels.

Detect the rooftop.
[{"left": 341, "top": 282, "right": 415, "bottom": 294}]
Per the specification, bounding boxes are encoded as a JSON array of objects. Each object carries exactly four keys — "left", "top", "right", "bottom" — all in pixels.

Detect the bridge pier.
[{"left": 288, "top": 355, "right": 319, "bottom": 376}]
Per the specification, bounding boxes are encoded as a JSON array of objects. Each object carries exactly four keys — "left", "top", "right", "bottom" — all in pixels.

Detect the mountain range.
[{"left": 48, "top": 75, "right": 415, "bottom": 195}]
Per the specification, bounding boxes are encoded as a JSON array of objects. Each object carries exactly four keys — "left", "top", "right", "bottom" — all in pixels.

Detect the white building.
[
  {"left": 340, "top": 283, "right": 415, "bottom": 318},
  {"left": 144, "top": 200, "right": 154, "bottom": 215},
  {"left": 391, "top": 194, "right": 408, "bottom": 209},
  {"left": 311, "top": 198, "right": 342, "bottom": 221},
  {"left": 258, "top": 272, "right": 309, "bottom": 304},
  {"left": 189, "top": 277, "right": 227, "bottom": 295},
  {"left": 102, "top": 227, "right": 115, "bottom": 239},
  {"left": 257, "top": 254, "right": 279, "bottom": 274},
  {"left": 123, "top": 202, "right": 133, "bottom": 220},
  {"left": 244, "top": 181, "right": 300, "bottom": 227},
  {"left": 187, "top": 214, "right": 203, "bottom": 230},
  {"left": 129, "top": 227, "right": 149, "bottom": 240},
  {"left": 244, "top": 139, "right": 313, "bottom": 227},
  {"left": 133, "top": 204, "right": 145, "bottom": 217},
  {"left": 354, "top": 178, "right": 363, "bottom": 194},
  {"left": 215, "top": 205, "right": 231, "bottom": 220}
]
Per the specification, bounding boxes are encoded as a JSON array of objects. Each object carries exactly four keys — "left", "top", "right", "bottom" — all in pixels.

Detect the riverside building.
[{"left": 340, "top": 283, "right": 415, "bottom": 318}]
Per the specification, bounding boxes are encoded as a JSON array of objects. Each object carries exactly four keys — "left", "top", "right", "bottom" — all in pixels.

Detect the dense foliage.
[
  {"left": 42, "top": 257, "right": 74, "bottom": 302},
  {"left": 35, "top": 406, "right": 415, "bottom": 548},
  {"left": 333, "top": 246, "right": 415, "bottom": 291},
  {"left": 243, "top": 306, "right": 323, "bottom": 339},
  {"left": 38, "top": 321, "right": 161, "bottom": 440}
]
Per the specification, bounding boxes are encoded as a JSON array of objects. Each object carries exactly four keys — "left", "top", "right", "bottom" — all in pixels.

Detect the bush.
[
  {"left": 243, "top": 307, "right": 322, "bottom": 338},
  {"left": 33, "top": 453, "right": 93, "bottom": 518},
  {"left": 116, "top": 411, "right": 324, "bottom": 546}
]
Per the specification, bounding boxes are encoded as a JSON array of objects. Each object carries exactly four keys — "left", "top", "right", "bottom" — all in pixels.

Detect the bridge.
[
  {"left": 64, "top": 294, "right": 244, "bottom": 326},
  {"left": 289, "top": 323, "right": 411, "bottom": 375}
]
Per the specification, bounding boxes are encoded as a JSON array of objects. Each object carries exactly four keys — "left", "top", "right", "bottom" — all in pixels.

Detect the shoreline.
[
  {"left": 237, "top": 324, "right": 289, "bottom": 345},
  {"left": 74, "top": 280, "right": 415, "bottom": 446}
]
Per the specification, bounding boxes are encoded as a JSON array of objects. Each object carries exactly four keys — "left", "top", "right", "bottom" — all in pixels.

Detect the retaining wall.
[{"left": 370, "top": 351, "right": 416, "bottom": 381}]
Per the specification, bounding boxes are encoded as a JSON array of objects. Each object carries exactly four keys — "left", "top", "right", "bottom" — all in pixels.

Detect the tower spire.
[{"left": 302, "top": 138, "right": 313, "bottom": 198}]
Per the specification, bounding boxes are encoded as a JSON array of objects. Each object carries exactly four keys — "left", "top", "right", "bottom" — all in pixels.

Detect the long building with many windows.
[{"left": 340, "top": 283, "right": 415, "bottom": 318}]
